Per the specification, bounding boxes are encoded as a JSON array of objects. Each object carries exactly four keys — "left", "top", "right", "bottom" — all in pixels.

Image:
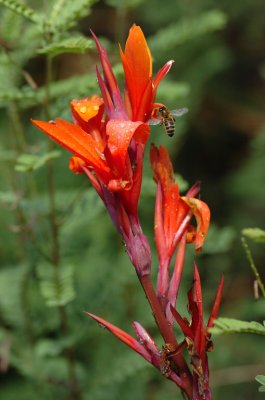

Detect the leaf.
[
  {"left": 149, "top": 10, "right": 227, "bottom": 53},
  {"left": 210, "top": 317, "right": 265, "bottom": 336},
  {"left": 256, "top": 375, "right": 265, "bottom": 392},
  {"left": 15, "top": 151, "right": 61, "bottom": 172},
  {"left": 37, "top": 264, "right": 76, "bottom": 307},
  {"left": 47, "top": 0, "right": 96, "bottom": 31},
  {"left": 242, "top": 228, "right": 265, "bottom": 243},
  {"left": 0, "top": 0, "right": 42, "bottom": 23},
  {"left": 105, "top": 0, "right": 142, "bottom": 8},
  {"left": 37, "top": 36, "right": 93, "bottom": 57}
]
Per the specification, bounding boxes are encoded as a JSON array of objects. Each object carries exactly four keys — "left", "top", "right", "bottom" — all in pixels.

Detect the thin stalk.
[{"left": 241, "top": 237, "right": 265, "bottom": 298}]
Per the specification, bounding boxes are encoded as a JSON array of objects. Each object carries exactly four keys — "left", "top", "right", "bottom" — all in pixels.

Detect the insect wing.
[
  {"left": 170, "top": 107, "right": 188, "bottom": 118},
  {"left": 148, "top": 117, "right": 161, "bottom": 126}
]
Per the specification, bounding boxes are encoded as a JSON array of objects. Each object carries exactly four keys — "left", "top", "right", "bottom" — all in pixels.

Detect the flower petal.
[
  {"left": 32, "top": 119, "right": 111, "bottom": 183},
  {"left": 181, "top": 197, "right": 211, "bottom": 253},
  {"left": 71, "top": 95, "right": 104, "bottom": 123},
  {"left": 120, "top": 25, "right": 152, "bottom": 120},
  {"left": 84, "top": 312, "right": 152, "bottom": 362},
  {"left": 107, "top": 120, "right": 150, "bottom": 178},
  {"left": 207, "top": 275, "right": 224, "bottom": 329},
  {"left": 153, "top": 60, "right": 174, "bottom": 97},
  {"left": 69, "top": 156, "right": 86, "bottom": 174}
]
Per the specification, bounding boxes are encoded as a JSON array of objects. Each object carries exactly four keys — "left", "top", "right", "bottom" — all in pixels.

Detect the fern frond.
[
  {"left": 47, "top": 0, "right": 96, "bottom": 31},
  {"left": 0, "top": 0, "right": 42, "bottom": 24},
  {"left": 37, "top": 264, "right": 76, "bottom": 307},
  {"left": 149, "top": 10, "right": 227, "bottom": 53},
  {"left": 37, "top": 36, "right": 93, "bottom": 57}
]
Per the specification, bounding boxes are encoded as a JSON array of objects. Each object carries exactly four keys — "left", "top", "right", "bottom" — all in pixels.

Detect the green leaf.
[
  {"left": 242, "top": 228, "right": 265, "bottom": 243},
  {"left": 15, "top": 151, "right": 61, "bottom": 172},
  {"left": 256, "top": 375, "right": 265, "bottom": 385},
  {"left": 149, "top": 10, "right": 227, "bottom": 53},
  {"left": 256, "top": 375, "right": 265, "bottom": 393},
  {"left": 105, "top": 0, "right": 142, "bottom": 8},
  {"left": 47, "top": 0, "right": 96, "bottom": 31},
  {"left": 0, "top": 0, "right": 42, "bottom": 23},
  {"left": 210, "top": 317, "right": 265, "bottom": 336},
  {"left": 37, "top": 36, "right": 93, "bottom": 57},
  {"left": 37, "top": 264, "right": 76, "bottom": 307}
]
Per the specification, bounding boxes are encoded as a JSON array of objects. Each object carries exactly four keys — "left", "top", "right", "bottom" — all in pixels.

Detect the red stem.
[{"left": 139, "top": 274, "right": 193, "bottom": 398}]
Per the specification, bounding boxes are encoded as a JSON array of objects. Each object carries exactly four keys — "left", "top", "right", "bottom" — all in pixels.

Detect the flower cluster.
[{"left": 33, "top": 25, "right": 224, "bottom": 400}]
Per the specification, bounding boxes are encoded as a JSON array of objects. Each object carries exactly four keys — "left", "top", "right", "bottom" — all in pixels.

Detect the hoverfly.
[{"left": 149, "top": 106, "right": 188, "bottom": 137}]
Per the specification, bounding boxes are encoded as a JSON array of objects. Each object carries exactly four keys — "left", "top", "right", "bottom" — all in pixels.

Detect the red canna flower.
[
  {"left": 171, "top": 264, "right": 224, "bottom": 400},
  {"left": 32, "top": 26, "right": 173, "bottom": 277},
  {"left": 150, "top": 144, "right": 210, "bottom": 298}
]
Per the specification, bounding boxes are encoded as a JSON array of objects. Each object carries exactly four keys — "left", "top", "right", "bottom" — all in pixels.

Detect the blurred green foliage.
[{"left": 0, "top": 0, "right": 264, "bottom": 400}]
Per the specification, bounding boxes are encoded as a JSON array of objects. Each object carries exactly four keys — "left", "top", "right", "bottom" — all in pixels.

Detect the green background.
[{"left": 0, "top": 0, "right": 264, "bottom": 399}]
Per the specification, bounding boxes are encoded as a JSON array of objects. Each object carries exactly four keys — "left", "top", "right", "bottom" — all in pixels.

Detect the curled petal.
[
  {"left": 181, "top": 197, "right": 210, "bottom": 253},
  {"left": 84, "top": 312, "right": 152, "bottom": 362},
  {"left": 71, "top": 95, "right": 104, "bottom": 123},
  {"left": 69, "top": 156, "right": 86, "bottom": 174}
]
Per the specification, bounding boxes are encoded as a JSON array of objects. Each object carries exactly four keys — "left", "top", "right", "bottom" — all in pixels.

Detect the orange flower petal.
[
  {"left": 181, "top": 197, "right": 211, "bottom": 253},
  {"left": 71, "top": 95, "right": 103, "bottom": 122},
  {"left": 107, "top": 120, "right": 150, "bottom": 178},
  {"left": 32, "top": 119, "right": 111, "bottom": 183},
  {"left": 69, "top": 156, "right": 86, "bottom": 174},
  {"left": 120, "top": 25, "right": 152, "bottom": 120}
]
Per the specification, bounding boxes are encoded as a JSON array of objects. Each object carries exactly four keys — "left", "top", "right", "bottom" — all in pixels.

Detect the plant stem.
[
  {"left": 140, "top": 274, "right": 193, "bottom": 399},
  {"left": 241, "top": 237, "right": 265, "bottom": 298}
]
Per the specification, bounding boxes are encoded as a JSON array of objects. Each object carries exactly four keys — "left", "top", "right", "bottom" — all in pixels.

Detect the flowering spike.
[{"left": 84, "top": 312, "right": 152, "bottom": 362}]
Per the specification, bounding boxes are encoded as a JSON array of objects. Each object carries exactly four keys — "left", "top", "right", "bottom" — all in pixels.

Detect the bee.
[{"left": 149, "top": 106, "right": 188, "bottom": 137}]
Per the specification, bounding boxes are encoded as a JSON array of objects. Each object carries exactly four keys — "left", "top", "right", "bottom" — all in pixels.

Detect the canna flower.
[
  {"left": 150, "top": 144, "right": 210, "bottom": 298},
  {"left": 171, "top": 264, "right": 224, "bottom": 400},
  {"left": 32, "top": 26, "right": 173, "bottom": 277}
]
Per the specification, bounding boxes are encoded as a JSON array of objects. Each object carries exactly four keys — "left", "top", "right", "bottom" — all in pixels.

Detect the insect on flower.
[{"left": 149, "top": 105, "right": 188, "bottom": 137}]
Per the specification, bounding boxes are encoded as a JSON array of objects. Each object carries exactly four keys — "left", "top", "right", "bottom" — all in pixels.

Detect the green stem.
[{"left": 241, "top": 237, "right": 265, "bottom": 298}]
